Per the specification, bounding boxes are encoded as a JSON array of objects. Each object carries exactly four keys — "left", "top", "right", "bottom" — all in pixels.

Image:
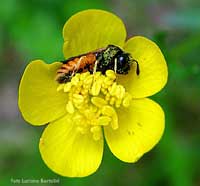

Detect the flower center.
[{"left": 57, "top": 70, "right": 132, "bottom": 141}]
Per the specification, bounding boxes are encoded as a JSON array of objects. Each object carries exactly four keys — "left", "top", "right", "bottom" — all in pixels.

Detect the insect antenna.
[{"left": 131, "top": 59, "right": 140, "bottom": 75}]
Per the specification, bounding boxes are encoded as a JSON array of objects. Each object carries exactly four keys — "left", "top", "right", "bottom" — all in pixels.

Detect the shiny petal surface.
[
  {"left": 63, "top": 9, "right": 126, "bottom": 58},
  {"left": 104, "top": 98, "right": 165, "bottom": 162},
  {"left": 18, "top": 60, "right": 68, "bottom": 125},
  {"left": 117, "top": 36, "right": 168, "bottom": 98},
  {"left": 39, "top": 115, "right": 103, "bottom": 177}
]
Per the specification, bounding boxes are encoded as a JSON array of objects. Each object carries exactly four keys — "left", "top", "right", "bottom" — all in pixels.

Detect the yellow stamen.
[
  {"left": 109, "top": 82, "right": 117, "bottom": 96},
  {"left": 115, "top": 99, "right": 122, "bottom": 108},
  {"left": 91, "top": 97, "right": 107, "bottom": 108},
  {"left": 97, "top": 116, "right": 111, "bottom": 126},
  {"left": 122, "top": 93, "right": 132, "bottom": 107},
  {"left": 109, "top": 97, "right": 116, "bottom": 105},
  {"left": 84, "top": 75, "right": 93, "bottom": 85},
  {"left": 90, "top": 126, "right": 101, "bottom": 141},
  {"left": 90, "top": 126, "right": 101, "bottom": 133},
  {"left": 57, "top": 70, "right": 131, "bottom": 140},
  {"left": 101, "top": 105, "right": 118, "bottom": 130},
  {"left": 106, "top": 70, "right": 116, "bottom": 80},
  {"left": 64, "top": 82, "right": 72, "bottom": 92},
  {"left": 91, "top": 81, "right": 101, "bottom": 96},
  {"left": 73, "top": 94, "right": 84, "bottom": 103},
  {"left": 111, "top": 114, "right": 118, "bottom": 130},
  {"left": 57, "top": 84, "right": 64, "bottom": 91},
  {"left": 71, "top": 76, "right": 79, "bottom": 85},
  {"left": 101, "top": 105, "right": 116, "bottom": 116},
  {"left": 116, "top": 85, "right": 125, "bottom": 99},
  {"left": 66, "top": 101, "right": 74, "bottom": 114}
]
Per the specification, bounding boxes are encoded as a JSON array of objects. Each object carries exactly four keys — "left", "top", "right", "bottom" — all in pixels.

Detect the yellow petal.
[
  {"left": 39, "top": 115, "right": 103, "bottom": 177},
  {"left": 63, "top": 9, "right": 126, "bottom": 58},
  {"left": 104, "top": 98, "right": 165, "bottom": 163},
  {"left": 18, "top": 60, "right": 68, "bottom": 125},
  {"left": 117, "top": 36, "right": 168, "bottom": 98}
]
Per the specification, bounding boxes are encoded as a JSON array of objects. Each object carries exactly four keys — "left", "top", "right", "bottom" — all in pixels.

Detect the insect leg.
[
  {"left": 71, "top": 56, "right": 84, "bottom": 76},
  {"left": 114, "top": 58, "right": 117, "bottom": 73},
  {"left": 93, "top": 60, "right": 99, "bottom": 74},
  {"left": 76, "top": 56, "right": 84, "bottom": 70}
]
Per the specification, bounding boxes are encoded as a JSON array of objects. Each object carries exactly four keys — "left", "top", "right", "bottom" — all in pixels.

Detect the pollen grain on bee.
[{"left": 56, "top": 70, "right": 132, "bottom": 141}]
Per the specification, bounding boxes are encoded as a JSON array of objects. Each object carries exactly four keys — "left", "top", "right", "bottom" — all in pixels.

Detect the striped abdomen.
[{"left": 56, "top": 53, "right": 96, "bottom": 83}]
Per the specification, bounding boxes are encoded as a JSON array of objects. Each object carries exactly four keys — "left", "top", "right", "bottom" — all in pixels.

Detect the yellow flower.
[{"left": 18, "top": 9, "right": 168, "bottom": 177}]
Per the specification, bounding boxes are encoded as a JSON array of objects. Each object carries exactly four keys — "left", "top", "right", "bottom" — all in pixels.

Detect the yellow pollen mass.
[{"left": 57, "top": 70, "right": 132, "bottom": 141}]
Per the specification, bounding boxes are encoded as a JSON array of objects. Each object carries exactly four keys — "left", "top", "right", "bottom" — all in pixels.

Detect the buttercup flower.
[{"left": 18, "top": 9, "right": 168, "bottom": 177}]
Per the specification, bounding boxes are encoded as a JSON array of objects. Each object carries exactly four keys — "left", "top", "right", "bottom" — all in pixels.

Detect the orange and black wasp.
[{"left": 56, "top": 45, "right": 140, "bottom": 83}]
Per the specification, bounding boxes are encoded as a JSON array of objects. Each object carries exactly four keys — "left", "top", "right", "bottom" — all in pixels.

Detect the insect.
[{"left": 56, "top": 45, "right": 140, "bottom": 83}]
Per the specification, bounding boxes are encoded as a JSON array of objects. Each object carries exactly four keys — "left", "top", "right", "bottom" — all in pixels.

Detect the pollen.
[{"left": 57, "top": 70, "right": 132, "bottom": 141}]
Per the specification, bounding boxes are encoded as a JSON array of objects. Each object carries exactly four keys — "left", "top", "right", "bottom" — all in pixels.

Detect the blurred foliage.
[
  {"left": 0, "top": 0, "right": 107, "bottom": 64},
  {"left": 0, "top": 0, "right": 200, "bottom": 186}
]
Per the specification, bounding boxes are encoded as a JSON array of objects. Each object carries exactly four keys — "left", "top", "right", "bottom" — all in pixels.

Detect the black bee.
[{"left": 56, "top": 45, "right": 140, "bottom": 83}]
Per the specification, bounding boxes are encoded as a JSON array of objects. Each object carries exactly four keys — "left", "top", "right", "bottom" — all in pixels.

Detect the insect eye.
[{"left": 119, "top": 56, "right": 124, "bottom": 62}]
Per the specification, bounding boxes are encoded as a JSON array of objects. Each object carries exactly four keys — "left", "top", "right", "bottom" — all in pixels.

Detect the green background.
[{"left": 0, "top": 0, "right": 199, "bottom": 185}]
